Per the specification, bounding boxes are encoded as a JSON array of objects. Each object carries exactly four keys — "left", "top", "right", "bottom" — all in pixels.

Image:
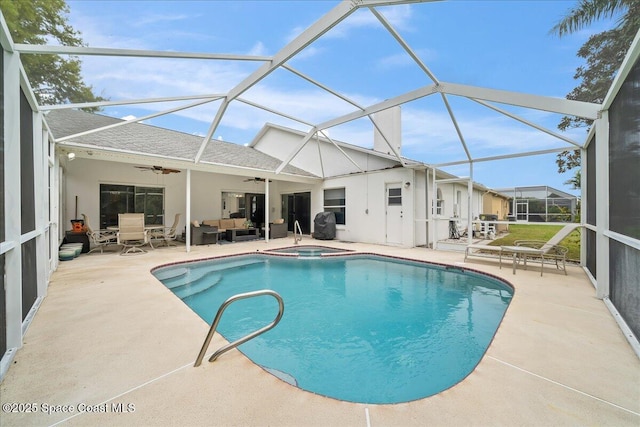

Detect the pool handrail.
[
  {"left": 293, "top": 220, "right": 303, "bottom": 245},
  {"left": 194, "top": 289, "right": 285, "bottom": 367}
]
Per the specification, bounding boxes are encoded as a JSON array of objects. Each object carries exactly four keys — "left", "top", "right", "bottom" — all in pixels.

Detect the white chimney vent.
[{"left": 373, "top": 106, "right": 401, "bottom": 156}]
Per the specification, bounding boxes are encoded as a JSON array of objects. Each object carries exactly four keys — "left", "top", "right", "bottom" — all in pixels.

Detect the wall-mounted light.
[{"left": 67, "top": 152, "right": 76, "bottom": 161}]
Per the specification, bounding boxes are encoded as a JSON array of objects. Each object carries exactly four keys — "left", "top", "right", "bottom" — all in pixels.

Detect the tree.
[
  {"left": 552, "top": 0, "right": 640, "bottom": 185},
  {"left": 0, "top": 0, "right": 106, "bottom": 108}
]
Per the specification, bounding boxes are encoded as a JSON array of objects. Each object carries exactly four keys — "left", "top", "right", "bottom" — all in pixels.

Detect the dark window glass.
[
  {"left": 586, "top": 135, "right": 596, "bottom": 226},
  {"left": 20, "top": 90, "right": 35, "bottom": 233},
  {"left": 324, "top": 188, "right": 345, "bottom": 225},
  {"left": 100, "top": 184, "right": 164, "bottom": 228},
  {"left": 388, "top": 187, "right": 402, "bottom": 206},
  {"left": 21, "top": 238, "right": 38, "bottom": 321},
  {"left": 609, "top": 239, "right": 640, "bottom": 340},
  {"left": 1, "top": 51, "right": 4, "bottom": 243},
  {"left": 0, "top": 253, "right": 5, "bottom": 357},
  {"left": 586, "top": 229, "right": 596, "bottom": 279},
  {"left": 609, "top": 57, "right": 640, "bottom": 239}
]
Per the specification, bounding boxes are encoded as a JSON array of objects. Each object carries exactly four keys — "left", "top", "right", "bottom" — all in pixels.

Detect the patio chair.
[
  {"left": 150, "top": 213, "right": 181, "bottom": 247},
  {"left": 511, "top": 224, "right": 579, "bottom": 274},
  {"left": 117, "top": 213, "right": 149, "bottom": 255},
  {"left": 81, "top": 213, "right": 117, "bottom": 253},
  {"left": 465, "top": 223, "right": 579, "bottom": 272}
]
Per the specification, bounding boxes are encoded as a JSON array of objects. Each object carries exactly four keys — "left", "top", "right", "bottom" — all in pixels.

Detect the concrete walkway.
[{"left": 1, "top": 239, "right": 639, "bottom": 426}]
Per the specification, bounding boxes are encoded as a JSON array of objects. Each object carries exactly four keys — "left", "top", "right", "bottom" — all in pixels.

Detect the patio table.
[{"left": 500, "top": 245, "right": 544, "bottom": 276}]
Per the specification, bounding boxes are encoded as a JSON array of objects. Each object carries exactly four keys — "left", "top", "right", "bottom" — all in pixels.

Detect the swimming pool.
[{"left": 153, "top": 253, "right": 513, "bottom": 403}]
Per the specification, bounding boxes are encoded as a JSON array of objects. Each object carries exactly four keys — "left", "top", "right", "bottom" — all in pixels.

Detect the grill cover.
[{"left": 313, "top": 212, "right": 336, "bottom": 240}]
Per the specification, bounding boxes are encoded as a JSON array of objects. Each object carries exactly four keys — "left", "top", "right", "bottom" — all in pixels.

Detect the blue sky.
[{"left": 64, "top": 0, "right": 620, "bottom": 195}]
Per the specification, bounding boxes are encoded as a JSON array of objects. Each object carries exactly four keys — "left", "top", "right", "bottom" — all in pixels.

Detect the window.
[
  {"left": 388, "top": 187, "right": 402, "bottom": 206},
  {"left": 99, "top": 184, "right": 164, "bottom": 228},
  {"left": 324, "top": 188, "right": 345, "bottom": 225},
  {"left": 454, "top": 190, "right": 462, "bottom": 217},
  {"left": 436, "top": 188, "right": 444, "bottom": 216}
]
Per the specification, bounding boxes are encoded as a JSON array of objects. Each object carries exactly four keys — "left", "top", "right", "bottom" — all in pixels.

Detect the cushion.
[
  {"left": 191, "top": 220, "right": 200, "bottom": 227},
  {"left": 273, "top": 218, "right": 285, "bottom": 224},
  {"left": 234, "top": 218, "right": 246, "bottom": 228},
  {"left": 202, "top": 220, "right": 219, "bottom": 227},
  {"left": 219, "top": 219, "right": 235, "bottom": 230}
]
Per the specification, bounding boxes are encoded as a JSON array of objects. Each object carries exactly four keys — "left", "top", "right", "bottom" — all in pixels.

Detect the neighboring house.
[
  {"left": 494, "top": 185, "right": 578, "bottom": 222},
  {"left": 482, "top": 190, "right": 511, "bottom": 233},
  {"left": 46, "top": 109, "right": 490, "bottom": 249}
]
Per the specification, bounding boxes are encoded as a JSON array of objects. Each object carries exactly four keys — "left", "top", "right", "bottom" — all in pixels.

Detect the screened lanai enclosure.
[
  {"left": 495, "top": 185, "right": 578, "bottom": 223},
  {"left": 1, "top": 0, "right": 639, "bottom": 379}
]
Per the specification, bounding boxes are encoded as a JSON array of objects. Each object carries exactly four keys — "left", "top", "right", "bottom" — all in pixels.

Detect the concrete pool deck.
[{"left": 1, "top": 239, "right": 639, "bottom": 426}]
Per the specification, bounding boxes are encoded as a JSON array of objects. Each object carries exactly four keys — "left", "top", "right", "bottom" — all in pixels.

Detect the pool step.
[
  {"left": 156, "top": 258, "right": 264, "bottom": 289},
  {"left": 173, "top": 272, "right": 223, "bottom": 299}
]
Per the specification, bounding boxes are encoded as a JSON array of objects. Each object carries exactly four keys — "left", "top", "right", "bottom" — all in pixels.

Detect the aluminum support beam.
[
  {"left": 433, "top": 146, "right": 576, "bottom": 167},
  {"left": 439, "top": 82, "right": 601, "bottom": 119},
  {"left": 15, "top": 44, "right": 271, "bottom": 61},
  {"left": 275, "top": 130, "right": 317, "bottom": 174},
  {"left": 55, "top": 97, "right": 218, "bottom": 143},
  {"left": 317, "top": 84, "right": 440, "bottom": 131},
  {"left": 224, "top": 1, "right": 360, "bottom": 103},
  {"left": 40, "top": 94, "right": 225, "bottom": 112},
  {"left": 440, "top": 93, "right": 471, "bottom": 160},
  {"left": 369, "top": 7, "right": 439, "bottom": 84},
  {"left": 195, "top": 99, "right": 230, "bottom": 163},
  {"left": 472, "top": 98, "right": 582, "bottom": 147},
  {"left": 237, "top": 97, "right": 315, "bottom": 127}
]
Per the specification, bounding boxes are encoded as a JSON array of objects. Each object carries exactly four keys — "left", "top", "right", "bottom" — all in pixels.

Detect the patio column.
[
  {"left": 265, "top": 178, "right": 270, "bottom": 243},
  {"left": 186, "top": 168, "right": 191, "bottom": 252},
  {"left": 468, "top": 162, "right": 473, "bottom": 245}
]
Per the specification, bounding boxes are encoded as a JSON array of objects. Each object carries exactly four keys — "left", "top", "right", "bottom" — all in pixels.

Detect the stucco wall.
[
  {"left": 253, "top": 126, "right": 400, "bottom": 178},
  {"left": 62, "top": 158, "right": 318, "bottom": 237},
  {"left": 322, "top": 168, "right": 414, "bottom": 246}
]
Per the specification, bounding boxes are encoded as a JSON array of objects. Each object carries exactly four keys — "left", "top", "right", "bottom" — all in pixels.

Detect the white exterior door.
[{"left": 386, "top": 184, "right": 403, "bottom": 245}]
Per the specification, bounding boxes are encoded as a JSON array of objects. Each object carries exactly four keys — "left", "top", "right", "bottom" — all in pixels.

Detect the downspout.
[
  {"left": 431, "top": 166, "right": 437, "bottom": 248},
  {"left": 186, "top": 169, "right": 191, "bottom": 252},
  {"left": 467, "top": 162, "right": 473, "bottom": 245}
]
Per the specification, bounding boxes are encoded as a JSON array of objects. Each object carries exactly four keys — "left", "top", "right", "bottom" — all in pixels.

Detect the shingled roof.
[{"left": 45, "top": 109, "right": 318, "bottom": 179}]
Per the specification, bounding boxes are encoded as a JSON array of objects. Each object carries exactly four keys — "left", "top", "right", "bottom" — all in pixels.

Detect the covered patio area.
[{"left": 1, "top": 241, "right": 638, "bottom": 426}]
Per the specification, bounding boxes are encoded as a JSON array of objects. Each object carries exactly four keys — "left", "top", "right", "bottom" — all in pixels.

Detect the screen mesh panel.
[
  {"left": 609, "top": 240, "right": 640, "bottom": 339},
  {"left": 609, "top": 58, "right": 640, "bottom": 239},
  {"left": 586, "top": 135, "right": 596, "bottom": 227}
]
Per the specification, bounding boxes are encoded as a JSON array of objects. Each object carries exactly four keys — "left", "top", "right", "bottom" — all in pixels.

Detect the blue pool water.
[{"left": 153, "top": 254, "right": 513, "bottom": 403}]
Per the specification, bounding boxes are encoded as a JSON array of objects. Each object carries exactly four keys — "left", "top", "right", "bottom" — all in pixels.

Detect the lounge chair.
[
  {"left": 81, "top": 213, "right": 117, "bottom": 253},
  {"left": 465, "top": 223, "right": 579, "bottom": 274},
  {"left": 511, "top": 223, "right": 579, "bottom": 274}
]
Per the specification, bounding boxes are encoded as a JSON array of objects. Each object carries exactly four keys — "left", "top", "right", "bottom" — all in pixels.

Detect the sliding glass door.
[{"left": 99, "top": 184, "right": 164, "bottom": 228}]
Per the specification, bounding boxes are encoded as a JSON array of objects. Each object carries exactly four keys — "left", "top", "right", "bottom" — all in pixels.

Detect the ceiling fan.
[
  {"left": 243, "top": 177, "right": 266, "bottom": 183},
  {"left": 135, "top": 165, "right": 181, "bottom": 174}
]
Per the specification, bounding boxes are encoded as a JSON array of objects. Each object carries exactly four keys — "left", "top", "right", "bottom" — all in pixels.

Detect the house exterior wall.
[
  {"left": 321, "top": 168, "right": 415, "bottom": 246},
  {"left": 62, "top": 158, "right": 319, "bottom": 235},
  {"left": 483, "top": 193, "right": 511, "bottom": 232},
  {"left": 430, "top": 181, "right": 486, "bottom": 245},
  {"left": 253, "top": 126, "right": 400, "bottom": 178}
]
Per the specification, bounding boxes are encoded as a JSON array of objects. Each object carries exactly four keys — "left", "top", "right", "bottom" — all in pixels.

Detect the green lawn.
[{"left": 489, "top": 224, "right": 581, "bottom": 261}]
